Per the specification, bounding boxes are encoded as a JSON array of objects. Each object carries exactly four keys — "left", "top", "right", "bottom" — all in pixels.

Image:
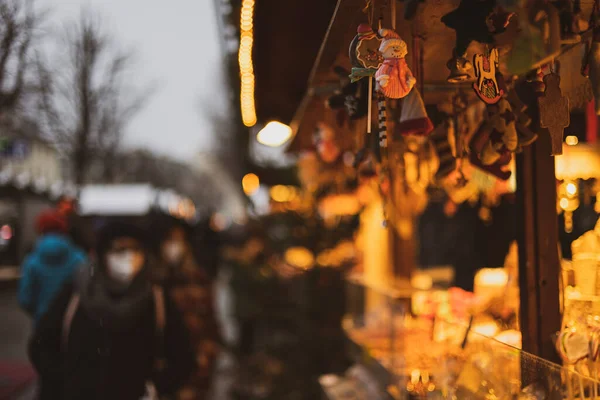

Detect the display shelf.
[{"left": 344, "top": 278, "right": 600, "bottom": 399}]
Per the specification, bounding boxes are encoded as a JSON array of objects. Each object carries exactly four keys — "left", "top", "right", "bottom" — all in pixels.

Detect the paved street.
[
  {"left": 0, "top": 283, "right": 29, "bottom": 362},
  {"left": 0, "top": 281, "right": 37, "bottom": 400}
]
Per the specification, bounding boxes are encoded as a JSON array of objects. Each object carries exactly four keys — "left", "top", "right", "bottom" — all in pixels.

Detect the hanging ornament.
[
  {"left": 468, "top": 102, "right": 516, "bottom": 181},
  {"left": 582, "top": 0, "right": 600, "bottom": 115},
  {"left": 314, "top": 123, "right": 341, "bottom": 164},
  {"left": 327, "top": 66, "right": 369, "bottom": 121},
  {"left": 505, "top": 89, "right": 538, "bottom": 150},
  {"left": 538, "top": 73, "right": 570, "bottom": 156},
  {"left": 396, "top": 88, "right": 434, "bottom": 136},
  {"left": 376, "top": 92, "right": 388, "bottom": 162},
  {"left": 375, "top": 29, "right": 416, "bottom": 99},
  {"left": 554, "top": 0, "right": 584, "bottom": 44},
  {"left": 472, "top": 48, "right": 504, "bottom": 104},
  {"left": 442, "top": 0, "right": 515, "bottom": 83},
  {"left": 349, "top": 24, "right": 383, "bottom": 80},
  {"left": 430, "top": 121, "right": 457, "bottom": 181},
  {"left": 348, "top": 23, "right": 382, "bottom": 169}
]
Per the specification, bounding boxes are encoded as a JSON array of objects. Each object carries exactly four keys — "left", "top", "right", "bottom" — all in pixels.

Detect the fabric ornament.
[
  {"left": 430, "top": 121, "right": 457, "bottom": 180},
  {"left": 327, "top": 66, "right": 369, "bottom": 120},
  {"left": 469, "top": 148, "right": 511, "bottom": 181},
  {"left": 469, "top": 105, "right": 515, "bottom": 182},
  {"left": 314, "top": 123, "right": 341, "bottom": 164},
  {"left": 375, "top": 28, "right": 415, "bottom": 99},
  {"left": 506, "top": 89, "right": 538, "bottom": 150},
  {"left": 396, "top": 88, "right": 434, "bottom": 137}
]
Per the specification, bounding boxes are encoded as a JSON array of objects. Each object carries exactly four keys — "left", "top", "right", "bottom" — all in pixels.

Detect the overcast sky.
[{"left": 37, "top": 0, "right": 226, "bottom": 161}]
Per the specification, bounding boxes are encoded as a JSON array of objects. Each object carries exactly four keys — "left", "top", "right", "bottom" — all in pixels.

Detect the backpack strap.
[
  {"left": 152, "top": 286, "right": 166, "bottom": 334},
  {"left": 152, "top": 286, "right": 167, "bottom": 372},
  {"left": 61, "top": 293, "right": 80, "bottom": 352}
]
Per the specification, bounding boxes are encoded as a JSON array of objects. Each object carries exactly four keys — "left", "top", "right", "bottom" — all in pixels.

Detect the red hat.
[
  {"left": 378, "top": 28, "right": 406, "bottom": 53},
  {"left": 36, "top": 210, "right": 68, "bottom": 235}
]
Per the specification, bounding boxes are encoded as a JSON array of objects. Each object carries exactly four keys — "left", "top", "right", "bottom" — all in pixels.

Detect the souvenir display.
[{"left": 225, "top": 0, "right": 600, "bottom": 398}]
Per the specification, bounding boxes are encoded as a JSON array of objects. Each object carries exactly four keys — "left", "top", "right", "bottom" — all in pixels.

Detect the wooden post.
[{"left": 516, "top": 128, "right": 561, "bottom": 362}]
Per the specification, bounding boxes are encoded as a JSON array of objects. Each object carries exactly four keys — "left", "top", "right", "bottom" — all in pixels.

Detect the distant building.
[{"left": 0, "top": 117, "right": 72, "bottom": 266}]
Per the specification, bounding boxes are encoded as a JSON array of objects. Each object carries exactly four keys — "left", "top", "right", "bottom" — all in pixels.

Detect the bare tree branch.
[
  {"left": 37, "top": 8, "right": 153, "bottom": 185},
  {"left": 0, "top": 0, "right": 42, "bottom": 114}
]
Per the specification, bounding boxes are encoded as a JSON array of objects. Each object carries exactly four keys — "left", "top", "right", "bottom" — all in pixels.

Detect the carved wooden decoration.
[
  {"left": 538, "top": 73, "right": 570, "bottom": 156},
  {"left": 472, "top": 48, "right": 504, "bottom": 104}
]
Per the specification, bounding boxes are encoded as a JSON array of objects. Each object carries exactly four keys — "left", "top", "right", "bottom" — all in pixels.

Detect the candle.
[{"left": 474, "top": 268, "right": 508, "bottom": 300}]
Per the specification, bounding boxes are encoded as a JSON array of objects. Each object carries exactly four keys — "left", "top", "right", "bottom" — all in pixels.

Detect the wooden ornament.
[
  {"left": 538, "top": 73, "right": 570, "bottom": 156},
  {"left": 472, "top": 48, "right": 504, "bottom": 104}
]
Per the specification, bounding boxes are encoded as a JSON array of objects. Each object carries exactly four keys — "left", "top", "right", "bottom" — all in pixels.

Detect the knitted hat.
[
  {"left": 378, "top": 29, "right": 406, "bottom": 53},
  {"left": 36, "top": 210, "right": 68, "bottom": 235}
]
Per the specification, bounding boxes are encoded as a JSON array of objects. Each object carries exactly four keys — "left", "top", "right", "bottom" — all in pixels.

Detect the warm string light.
[{"left": 239, "top": 0, "right": 257, "bottom": 127}]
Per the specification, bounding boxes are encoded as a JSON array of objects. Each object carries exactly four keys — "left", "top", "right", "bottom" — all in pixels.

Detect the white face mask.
[
  {"left": 106, "top": 251, "right": 139, "bottom": 283},
  {"left": 164, "top": 241, "right": 185, "bottom": 263}
]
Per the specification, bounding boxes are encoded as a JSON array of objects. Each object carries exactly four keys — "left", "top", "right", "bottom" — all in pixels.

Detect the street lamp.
[{"left": 256, "top": 121, "right": 292, "bottom": 147}]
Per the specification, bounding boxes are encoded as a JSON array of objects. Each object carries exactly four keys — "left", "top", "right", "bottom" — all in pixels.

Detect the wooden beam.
[{"left": 516, "top": 120, "right": 561, "bottom": 362}]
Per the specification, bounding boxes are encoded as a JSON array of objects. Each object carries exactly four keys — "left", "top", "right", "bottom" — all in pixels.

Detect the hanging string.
[
  {"left": 391, "top": 0, "right": 396, "bottom": 30},
  {"left": 378, "top": 0, "right": 387, "bottom": 30}
]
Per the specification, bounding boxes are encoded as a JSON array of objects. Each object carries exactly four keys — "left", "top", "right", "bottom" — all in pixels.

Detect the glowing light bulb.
[
  {"left": 566, "top": 135, "right": 579, "bottom": 146},
  {"left": 566, "top": 182, "right": 577, "bottom": 196},
  {"left": 257, "top": 121, "right": 293, "bottom": 147},
  {"left": 242, "top": 173, "right": 260, "bottom": 195}
]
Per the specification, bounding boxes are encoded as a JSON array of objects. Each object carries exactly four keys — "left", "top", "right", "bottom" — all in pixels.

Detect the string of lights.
[{"left": 239, "top": 0, "right": 257, "bottom": 127}]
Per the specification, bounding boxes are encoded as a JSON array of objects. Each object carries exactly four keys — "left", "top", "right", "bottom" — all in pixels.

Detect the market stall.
[{"left": 226, "top": 0, "right": 600, "bottom": 398}]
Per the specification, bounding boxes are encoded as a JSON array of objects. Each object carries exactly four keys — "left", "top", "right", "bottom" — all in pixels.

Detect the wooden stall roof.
[{"left": 252, "top": 0, "right": 338, "bottom": 125}]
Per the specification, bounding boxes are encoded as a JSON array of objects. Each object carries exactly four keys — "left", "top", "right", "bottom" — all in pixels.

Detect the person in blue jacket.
[{"left": 18, "top": 210, "right": 86, "bottom": 323}]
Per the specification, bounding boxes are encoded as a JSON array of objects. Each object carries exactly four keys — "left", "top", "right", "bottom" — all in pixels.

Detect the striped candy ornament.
[{"left": 377, "top": 91, "right": 387, "bottom": 161}]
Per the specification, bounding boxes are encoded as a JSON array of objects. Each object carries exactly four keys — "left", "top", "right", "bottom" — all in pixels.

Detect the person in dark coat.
[
  {"left": 18, "top": 210, "right": 86, "bottom": 324},
  {"left": 30, "top": 221, "right": 195, "bottom": 400},
  {"left": 152, "top": 223, "right": 220, "bottom": 400}
]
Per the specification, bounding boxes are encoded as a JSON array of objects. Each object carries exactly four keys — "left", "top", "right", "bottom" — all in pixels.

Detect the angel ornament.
[{"left": 375, "top": 29, "right": 416, "bottom": 99}]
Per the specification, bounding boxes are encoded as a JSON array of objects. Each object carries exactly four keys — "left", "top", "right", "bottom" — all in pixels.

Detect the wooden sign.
[{"left": 538, "top": 73, "right": 570, "bottom": 156}]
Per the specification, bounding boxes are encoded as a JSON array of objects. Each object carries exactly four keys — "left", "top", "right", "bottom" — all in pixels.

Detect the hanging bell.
[{"left": 446, "top": 51, "right": 473, "bottom": 83}]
